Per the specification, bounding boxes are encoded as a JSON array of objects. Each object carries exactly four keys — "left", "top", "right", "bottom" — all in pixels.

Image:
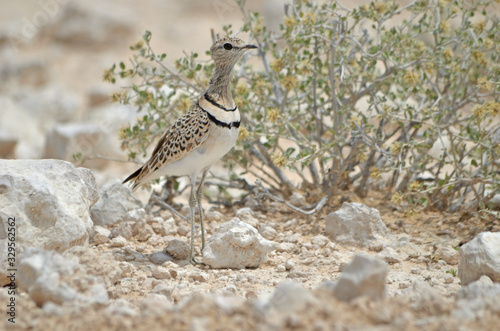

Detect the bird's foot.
[{"left": 189, "top": 254, "right": 204, "bottom": 266}]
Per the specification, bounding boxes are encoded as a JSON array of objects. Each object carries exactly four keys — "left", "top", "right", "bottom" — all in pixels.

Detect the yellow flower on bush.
[
  {"left": 472, "top": 101, "right": 498, "bottom": 119},
  {"left": 102, "top": 69, "right": 114, "bottom": 83},
  {"left": 477, "top": 77, "right": 492, "bottom": 93},
  {"left": 253, "top": 16, "right": 264, "bottom": 34},
  {"left": 472, "top": 50, "right": 488, "bottom": 66},
  {"left": 390, "top": 141, "right": 402, "bottom": 155},
  {"left": 270, "top": 58, "right": 285, "bottom": 73},
  {"left": 284, "top": 16, "right": 297, "bottom": 29},
  {"left": 349, "top": 114, "right": 362, "bottom": 129},
  {"left": 443, "top": 48, "right": 454, "bottom": 61},
  {"left": 473, "top": 103, "right": 486, "bottom": 118},
  {"left": 370, "top": 166, "right": 381, "bottom": 180},
  {"left": 271, "top": 153, "right": 286, "bottom": 167},
  {"left": 234, "top": 95, "right": 245, "bottom": 106},
  {"left": 391, "top": 192, "right": 404, "bottom": 204},
  {"left": 178, "top": 95, "right": 192, "bottom": 111},
  {"left": 404, "top": 208, "right": 417, "bottom": 218},
  {"left": 485, "top": 101, "right": 500, "bottom": 116},
  {"left": 110, "top": 91, "right": 128, "bottom": 103},
  {"left": 409, "top": 181, "right": 421, "bottom": 192},
  {"left": 282, "top": 75, "right": 298, "bottom": 90},
  {"left": 235, "top": 82, "right": 248, "bottom": 95},
  {"left": 374, "top": 1, "right": 388, "bottom": 14},
  {"left": 267, "top": 108, "right": 279, "bottom": 123},
  {"left": 130, "top": 39, "right": 144, "bottom": 50},
  {"left": 356, "top": 152, "right": 368, "bottom": 162},
  {"left": 403, "top": 70, "right": 419, "bottom": 87},
  {"left": 483, "top": 38, "right": 494, "bottom": 50},
  {"left": 474, "top": 20, "right": 486, "bottom": 34},
  {"left": 304, "top": 11, "right": 317, "bottom": 25},
  {"left": 118, "top": 127, "right": 128, "bottom": 141},
  {"left": 425, "top": 62, "right": 435, "bottom": 75},
  {"left": 238, "top": 127, "right": 250, "bottom": 141},
  {"left": 440, "top": 21, "right": 451, "bottom": 33},
  {"left": 415, "top": 41, "right": 425, "bottom": 52}
]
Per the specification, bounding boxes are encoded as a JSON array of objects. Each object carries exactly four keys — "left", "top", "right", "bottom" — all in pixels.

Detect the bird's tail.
[{"left": 123, "top": 166, "right": 143, "bottom": 191}]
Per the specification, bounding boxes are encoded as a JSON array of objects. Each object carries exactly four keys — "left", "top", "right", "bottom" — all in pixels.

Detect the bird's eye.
[{"left": 223, "top": 43, "right": 233, "bottom": 50}]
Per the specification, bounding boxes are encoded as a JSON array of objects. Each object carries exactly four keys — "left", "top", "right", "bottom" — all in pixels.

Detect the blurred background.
[{"left": 0, "top": 0, "right": 286, "bottom": 185}]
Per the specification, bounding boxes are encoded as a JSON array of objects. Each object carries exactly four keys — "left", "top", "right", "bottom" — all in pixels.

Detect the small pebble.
[
  {"left": 276, "top": 243, "right": 295, "bottom": 253},
  {"left": 398, "top": 282, "right": 410, "bottom": 289},
  {"left": 178, "top": 223, "right": 190, "bottom": 236},
  {"left": 410, "top": 268, "right": 422, "bottom": 275},
  {"left": 152, "top": 267, "right": 171, "bottom": 280},
  {"left": 110, "top": 236, "right": 127, "bottom": 248}
]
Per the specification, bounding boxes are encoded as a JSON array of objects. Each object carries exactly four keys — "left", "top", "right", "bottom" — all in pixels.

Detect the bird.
[{"left": 123, "top": 37, "right": 257, "bottom": 265}]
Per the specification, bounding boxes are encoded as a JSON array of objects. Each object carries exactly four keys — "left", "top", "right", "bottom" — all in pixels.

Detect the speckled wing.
[{"left": 123, "top": 104, "right": 210, "bottom": 189}]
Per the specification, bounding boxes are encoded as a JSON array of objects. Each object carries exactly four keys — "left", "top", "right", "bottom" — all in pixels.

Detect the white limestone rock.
[
  {"left": 438, "top": 245, "right": 460, "bottom": 265},
  {"left": 235, "top": 208, "right": 259, "bottom": 228},
  {"left": 0, "top": 159, "right": 98, "bottom": 286},
  {"left": 203, "top": 219, "right": 277, "bottom": 269},
  {"left": 255, "top": 281, "right": 316, "bottom": 314},
  {"left": 458, "top": 232, "right": 500, "bottom": 285},
  {"left": 165, "top": 239, "right": 190, "bottom": 260},
  {"left": 311, "top": 234, "right": 330, "bottom": 247},
  {"left": 91, "top": 225, "right": 111, "bottom": 245},
  {"left": 325, "top": 202, "right": 391, "bottom": 247},
  {"left": 109, "top": 236, "right": 127, "bottom": 248},
  {"left": 402, "top": 281, "right": 448, "bottom": 314},
  {"left": 452, "top": 275, "right": 500, "bottom": 321},
  {"left": 18, "top": 248, "right": 109, "bottom": 307},
  {"left": 105, "top": 298, "right": 139, "bottom": 317},
  {"left": 333, "top": 254, "right": 388, "bottom": 302},
  {"left": 44, "top": 123, "right": 102, "bottom": 161},
  {"left": 90, "top": 181, "right": 142, "bottom": 227},
  {"left": 0, "top": 97, "right": 47, "bottom": 159}
]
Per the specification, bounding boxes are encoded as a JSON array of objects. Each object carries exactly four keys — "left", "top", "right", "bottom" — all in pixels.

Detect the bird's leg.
[
  {"left": 189, "top": 174, "right": 202, "bottom": 265},
  {"left": 196, "top": 168, "right": 209, "bottom": 253}
]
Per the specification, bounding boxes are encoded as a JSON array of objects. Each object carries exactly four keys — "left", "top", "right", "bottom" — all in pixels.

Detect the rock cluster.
[
  {"left": 90, "top": 181, "right": 143, "bottom": 227},
  {"left": 332, "top": 254, "right": 388, "bottom": 302},
  {"left": 458, "top": 231, "right": 500, "bottom": 285},
  {"left": 325, "top": 202, "right": 391, "bottom": 247},
  {"left": 203, "top": 219, "right": 277, "bottom": 269},
  {"left": 0, "top": 159, "right": 98, "bottom": 286},
  {"left": 18, "top": 248, "right": 110, "bottom": 307}
]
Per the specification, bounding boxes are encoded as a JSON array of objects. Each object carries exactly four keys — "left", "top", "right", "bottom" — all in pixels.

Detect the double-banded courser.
[{"left": 123, "top": 37, "right": 257, "bottom": 264}]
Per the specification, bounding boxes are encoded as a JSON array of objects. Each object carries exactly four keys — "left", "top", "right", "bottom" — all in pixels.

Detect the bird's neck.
[{"left": 206, "top": 63, "right": 235, "bottom": 107}]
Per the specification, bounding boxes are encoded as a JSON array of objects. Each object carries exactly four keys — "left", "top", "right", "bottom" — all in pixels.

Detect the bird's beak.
[{"left": 244, "top": 44, "right": 258, "bottom": 50}]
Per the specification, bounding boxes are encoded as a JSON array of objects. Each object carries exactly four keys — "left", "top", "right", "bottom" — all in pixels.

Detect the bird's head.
[{"left": 210, "top": 37, "right": 257, "bottom": 67}]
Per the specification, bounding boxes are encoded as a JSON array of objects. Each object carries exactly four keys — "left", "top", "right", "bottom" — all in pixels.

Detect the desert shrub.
[{"left": 105, "top": 0, "right": 500, "bottom": 217}]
